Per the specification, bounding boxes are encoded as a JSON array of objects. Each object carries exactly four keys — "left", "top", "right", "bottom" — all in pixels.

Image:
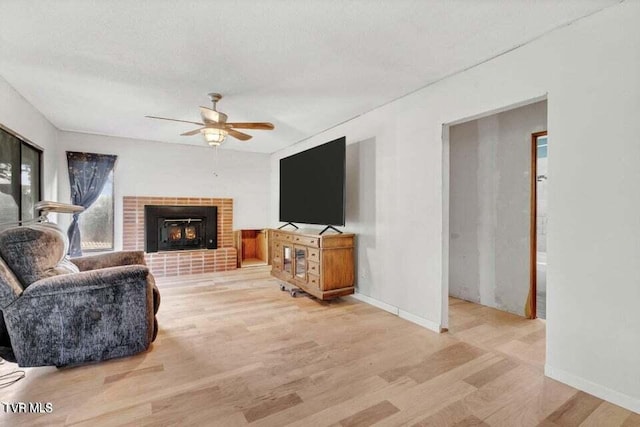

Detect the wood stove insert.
[{"left": 144, "top": 205, "right": 217, "bottom": 253}]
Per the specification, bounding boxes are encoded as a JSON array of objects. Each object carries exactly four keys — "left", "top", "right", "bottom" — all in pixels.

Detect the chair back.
[{"left": 0, "top": 224, "right": 77, "bottom": 291}]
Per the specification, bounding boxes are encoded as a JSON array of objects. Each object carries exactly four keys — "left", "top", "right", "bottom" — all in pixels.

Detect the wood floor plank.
[
  {"left": 518, "top": 328, "right": 546, "bottom": 344},
  {"left": 103, "top": 364, "right": 164, "bottom": 384},
  {"left": 496, "top": 337, "right": 546, "bottom": 370},
  {"left": 463, "top": 364, "right": 543, "bottom": 420},
  {"left": 622, "top": 413, "right": 640, "bottom": 427},
  {"left": 65, "top": 362, "right": 265, "bottom": 424},
  {"left": 243, "top": 392, "right": 304, "bottom": 423},
  {"left": 374, "top": 354, "right": 501, "bottom": 426},
  {"left": 544, "top": 391, "right": 603, "bottom": 426},
  {"left": 452, "top": 415, "right": 490, "bottom": 426},
  {"left": 338, "top": 400, "right": 400, "bottom": 427},
  {"left": 379, "top": 342, "right": 485, "bottom": 384},
  {"left": 580, "top": 401, "right": 634, "bottom": 426},
  {"left": 250, "top": 375, "right": 392, "bottom": 427},
  {"left": 462, "top": 357, "right": 518, "bottom": 388},
  {"left": 408, "top": 343, "right": 486, "bottom": 384},
  {"left": 411, "top": 400, "right": 473, "bottom": 427},
  {"left": 151, "top": 385, "right": 222, "bottom": 416},
  {"left": 376, "top": 380, "right": 478, "bottom": 427},
  {"left": 284, "top": 377, "right": 419, "bottom": 427},
  {"left": 68, "top": 403, "right": 152, "bottom": 427},
  {"left": 482, "top": 376, "right": 577, "bottom": 427}
]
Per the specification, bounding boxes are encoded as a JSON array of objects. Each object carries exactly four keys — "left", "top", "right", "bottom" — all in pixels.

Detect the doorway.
[{"left": 446, "top": 100, "right": 547, "bottom": 319}]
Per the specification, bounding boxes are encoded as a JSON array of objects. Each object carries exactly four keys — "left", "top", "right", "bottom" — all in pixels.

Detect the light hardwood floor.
[{"left": 0, "top": 267, "right": 637, "bottom": 426}]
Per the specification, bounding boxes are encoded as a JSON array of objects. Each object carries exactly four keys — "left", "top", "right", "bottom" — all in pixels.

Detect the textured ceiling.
[{"left": 0, "top": 0, "right": 619, "bottom": 153}]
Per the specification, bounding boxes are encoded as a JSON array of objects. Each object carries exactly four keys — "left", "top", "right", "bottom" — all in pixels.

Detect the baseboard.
[
  {"left": 351, "top": 292, "right": 399, "bottom": 315},
  {"left": 398, "top": 309, "right": 441, "bottom": 333},
  {"left": 351, "top": 292, "right": 441, "bottom": 333},
  {"left": 545, "top": 364, "right": 640, "bottom": 414}
]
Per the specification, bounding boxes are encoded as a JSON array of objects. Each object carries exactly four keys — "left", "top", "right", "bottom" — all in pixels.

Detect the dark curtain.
[{"left": 66, "top": 151, "right": 117, "bottom": 257}]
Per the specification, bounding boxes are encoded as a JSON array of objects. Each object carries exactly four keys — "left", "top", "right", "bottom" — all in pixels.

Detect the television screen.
[{"left": 279, "top": 137, "right": 346, "bottom": 226}]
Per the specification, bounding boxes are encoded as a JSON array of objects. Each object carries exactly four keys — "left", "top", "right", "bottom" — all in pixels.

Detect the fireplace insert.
[{"left": 144, "top": 205, "right": 217, "bottom": 252}]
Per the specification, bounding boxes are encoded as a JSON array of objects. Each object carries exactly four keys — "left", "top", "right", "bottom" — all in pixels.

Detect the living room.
[{"left": 1, "top": 1, "right": 639, "bottom": 425}]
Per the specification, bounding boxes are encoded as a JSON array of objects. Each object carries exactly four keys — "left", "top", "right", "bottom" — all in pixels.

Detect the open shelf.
[{"left": 233, "top": 229, "right": 269, "bottom": 268}]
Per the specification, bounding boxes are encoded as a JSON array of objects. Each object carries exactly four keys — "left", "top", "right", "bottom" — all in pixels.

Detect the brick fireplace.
[{"left": 123, "top": 196, "right": 236, "bottom": 277}]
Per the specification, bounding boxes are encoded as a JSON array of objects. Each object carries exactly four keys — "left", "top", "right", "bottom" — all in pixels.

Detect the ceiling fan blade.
[
  {"left": 180, "top": 127, "right": 205, "bottom": 136},
  {"left": 204, "top": 122, "right": 228, "bottom": 130},
  {"left": 199, "top": 107, "right": 228, "bottom": 124},
  {"left": 226, "top": 122, "right": 275, "bottom": 130},
  {"left": 227, "top": 129, "right": 253, "bottom": 141},
  {"left": 145, "top": 116, "right": 204, "bottom": 126}
]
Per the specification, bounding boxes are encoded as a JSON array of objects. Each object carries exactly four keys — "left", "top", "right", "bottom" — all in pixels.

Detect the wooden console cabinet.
[{"left": 270, "top": 229, "right": 355, "bottom": 300}]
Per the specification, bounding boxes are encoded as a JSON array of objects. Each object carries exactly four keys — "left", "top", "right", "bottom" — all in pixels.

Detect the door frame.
[
  {"left": 528, "top": 131, "right": 547, "bottom": 319},
  {"left": 441, "top": 95, "right": 548, "bottom": 329}
]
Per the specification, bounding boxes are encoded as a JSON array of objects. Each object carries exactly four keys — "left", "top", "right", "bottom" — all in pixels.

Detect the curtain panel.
[{"left": 66, "top": 151, "right": 117, "bottom": 256}]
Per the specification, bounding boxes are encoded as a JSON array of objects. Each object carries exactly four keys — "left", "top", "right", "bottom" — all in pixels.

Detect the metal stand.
[
  {"left": 319, "top": 225, "right": 342, "bottom": 235},
  {"left": 278, "top": 222, "right": 299, "bottom": 230},
  {"left": 279, "top": 283, "right": 308, "bottom": 298}
]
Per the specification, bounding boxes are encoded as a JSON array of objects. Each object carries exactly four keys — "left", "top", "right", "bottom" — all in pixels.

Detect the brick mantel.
[{"left": 123, "top": 196, "right": 236, "bottom": 277}]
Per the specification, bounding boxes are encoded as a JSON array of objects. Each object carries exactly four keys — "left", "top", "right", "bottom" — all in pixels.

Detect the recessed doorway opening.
[{"left": 444, "top": 99, "right": 548, "bottom": 325}]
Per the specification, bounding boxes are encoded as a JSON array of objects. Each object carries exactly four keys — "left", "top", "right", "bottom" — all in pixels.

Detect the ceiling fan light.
[{"left": 203, "top": 128, "right": 228, "bottom": 145}]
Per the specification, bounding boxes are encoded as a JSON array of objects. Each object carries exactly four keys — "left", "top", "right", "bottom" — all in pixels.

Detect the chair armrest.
[
  {"left": 3, "top": 265, "right": 155, "bottom": 367},
  {"left": 71, "top": 251, "right": 146, "bottom": 271},
  {"left": 21, "top": 265, "right": 149, "bottom": 297}
]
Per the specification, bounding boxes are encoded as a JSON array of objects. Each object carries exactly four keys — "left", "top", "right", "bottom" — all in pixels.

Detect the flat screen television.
[{"left": 279, "top": 136, "right": 346, "bottom": 226}]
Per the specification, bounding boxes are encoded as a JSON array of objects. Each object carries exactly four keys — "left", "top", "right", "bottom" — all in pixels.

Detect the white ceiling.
[{"left": 0, "top": 0, "right": 619, "bottom": 153}]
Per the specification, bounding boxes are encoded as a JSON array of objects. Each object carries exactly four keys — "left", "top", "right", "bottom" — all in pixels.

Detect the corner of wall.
[{"left": 0, "top": 75, "right": 61, "bottom": 203}]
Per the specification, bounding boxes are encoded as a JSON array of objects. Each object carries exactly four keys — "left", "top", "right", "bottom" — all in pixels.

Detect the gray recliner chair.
[{"left": 0, "top": 224, "right": 160, "bottom": 367}]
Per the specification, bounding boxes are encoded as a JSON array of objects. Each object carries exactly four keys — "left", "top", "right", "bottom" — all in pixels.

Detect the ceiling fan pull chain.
[{"left": 212, "top": 145, "right": 219, "bottom": 177}]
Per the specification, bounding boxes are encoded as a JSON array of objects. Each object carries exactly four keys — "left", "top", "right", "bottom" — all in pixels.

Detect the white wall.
[
  {"left": 0, "top": 76, "right": 59, "bottom": 202},
  {"left": 449, "top": 101, "right": 547, "bottom": 316},
  {"left": 56, "top": 131, "right": 271, "bottom": 250},
  {"left": 270, "top": 2, "right": 640, "bottom": 411}
]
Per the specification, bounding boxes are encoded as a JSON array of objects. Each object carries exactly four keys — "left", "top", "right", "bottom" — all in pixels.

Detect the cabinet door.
[
  {"left": 294, "top": 246, "right": 307, "bottom": 281},
  {"left": 282, "top": 244, "right": 294, "bottom": 278},
  {"left": 271, "top": 239, "right": 282, "bottom": 272},
  {"left": 271, "top": 254, "right": 282, "bottom": 273}
]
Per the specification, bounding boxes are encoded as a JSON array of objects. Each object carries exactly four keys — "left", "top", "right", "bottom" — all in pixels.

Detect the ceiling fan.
[{"left": 146, "top": 93, "right": 275, "bottom": 146}]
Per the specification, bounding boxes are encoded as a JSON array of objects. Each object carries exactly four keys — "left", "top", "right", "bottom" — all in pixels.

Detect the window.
[
  {"left": 79, "top": 169, "right": 114, "bottom": 252},
  {"left": 66, "top": 151, "right": 117, "bottom": 256},
  {"left": 536, "top": 135, "right": 548, "bottom": 159},
  {"left": 0, "top": 126, "right": 41, "bottom": 225}
]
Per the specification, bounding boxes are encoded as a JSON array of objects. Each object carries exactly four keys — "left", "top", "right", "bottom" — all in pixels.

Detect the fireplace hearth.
[{"left": 144, "top": 205, "right": 217, "bottom": 253}]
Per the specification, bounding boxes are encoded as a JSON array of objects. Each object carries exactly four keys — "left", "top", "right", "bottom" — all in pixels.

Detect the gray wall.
[{"left": 449, "top": 101, "right": 547, "bottom": 316}]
